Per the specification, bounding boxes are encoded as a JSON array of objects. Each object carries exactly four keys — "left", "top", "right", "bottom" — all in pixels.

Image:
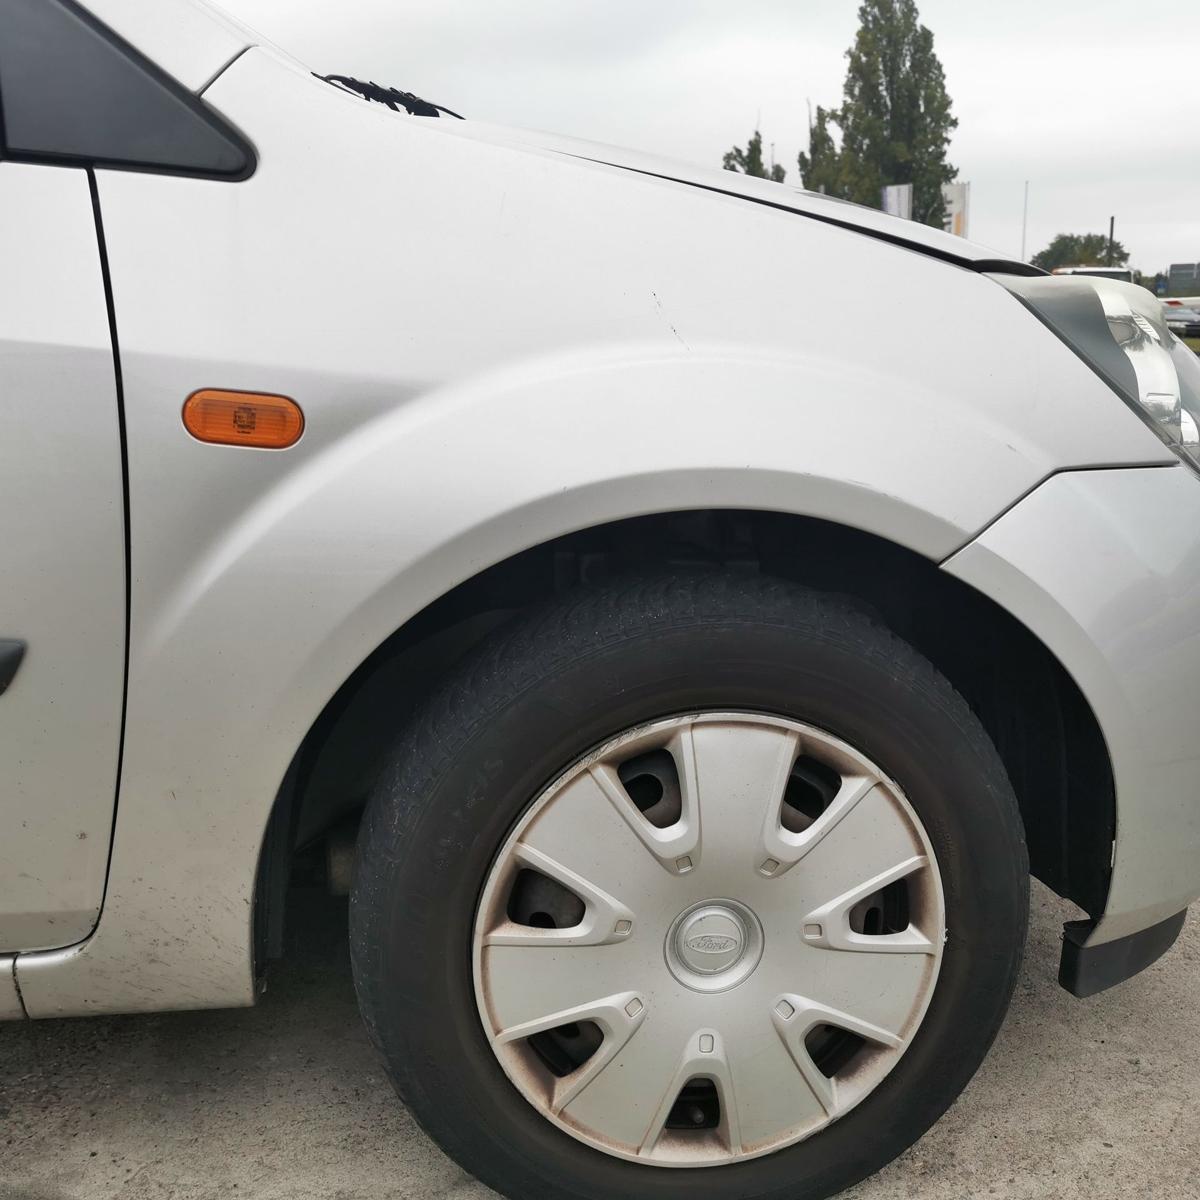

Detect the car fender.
[{"left": 13, "top": 335, "right": 1171, "bottom": 1017}]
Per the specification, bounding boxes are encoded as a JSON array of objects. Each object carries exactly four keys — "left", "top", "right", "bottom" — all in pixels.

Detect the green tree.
[
  {"left": 798, "top": 0, "right": 957, "bottom": 227},
  {"left": 1031, "top": 233, "right": 1130, "bottom": 272},
  {"left": 723, "top": 130, "right": 786, "bottom": 182},
  {"left": 797, "top": 105, "right": 844, "bottom": 195}
]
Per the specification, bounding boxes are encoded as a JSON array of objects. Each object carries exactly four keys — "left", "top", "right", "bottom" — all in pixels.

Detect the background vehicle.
[
  {"left": 3, "top": 2, "right": 1200, "bottom": 1199},
  {"left": 1051, "top": 265, "right": 1135, "bottom": 283},
  {"left": 1162, "top": 299, "right": 1200, "bottom": 338}
]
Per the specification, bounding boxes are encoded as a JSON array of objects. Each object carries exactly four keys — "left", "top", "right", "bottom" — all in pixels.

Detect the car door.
[
  {"left": 0, "top": 0, "right": 253, "bottom": 953},
  {"left": 0, "top": 163, "right": 126, "bottom": 952}
]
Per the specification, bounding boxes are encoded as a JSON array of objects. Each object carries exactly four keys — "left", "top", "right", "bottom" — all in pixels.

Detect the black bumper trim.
[{"left": 1059, "top": 909, "right": 1187, "bottom": 998}]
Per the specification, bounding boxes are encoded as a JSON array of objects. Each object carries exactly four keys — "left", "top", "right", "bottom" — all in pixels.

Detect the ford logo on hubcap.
[
  {"left": 668, "top": 901, "right": 763, "bottom": 984},
  {"left": 686, "top": 933, "right": 739, "bottom": 954}
]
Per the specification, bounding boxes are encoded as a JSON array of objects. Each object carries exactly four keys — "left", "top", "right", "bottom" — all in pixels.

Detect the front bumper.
[
  {"left": 945, "top": 463, "right": 1200, "bottom": 990},
  {"left": 1060, "top": 910, "right": 1186, "bottom": 998}
]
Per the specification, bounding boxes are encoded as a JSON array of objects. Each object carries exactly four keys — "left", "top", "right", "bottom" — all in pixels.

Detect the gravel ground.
[{"left": 2, "top": 884, "right": 1197, "bottom": 1200}]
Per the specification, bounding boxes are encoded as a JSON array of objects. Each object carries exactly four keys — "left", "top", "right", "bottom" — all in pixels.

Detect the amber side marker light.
[{"left": 183, "top": 389, "right": 304, "bottom": 449}]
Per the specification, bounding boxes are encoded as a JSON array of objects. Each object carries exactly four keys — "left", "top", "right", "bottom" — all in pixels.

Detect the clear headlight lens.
[{"left": 995, "top": 273, "right": 1200, "bottom": 475}]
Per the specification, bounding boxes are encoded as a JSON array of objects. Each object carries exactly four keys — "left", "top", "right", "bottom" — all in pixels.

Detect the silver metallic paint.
[{"left": 0, "top": 163, "right": 125, "bottom": 952}]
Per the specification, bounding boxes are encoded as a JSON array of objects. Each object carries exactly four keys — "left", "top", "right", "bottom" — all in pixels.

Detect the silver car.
[
  {"left": 1163, "top": 301, "right": 1200, "bottom": 339},
  {"left": 3, "top": 2, "right": 1200, "bottom": 1198}
]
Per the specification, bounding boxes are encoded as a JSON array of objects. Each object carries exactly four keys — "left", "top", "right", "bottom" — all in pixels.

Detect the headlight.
[{"left": 994, "top": 273, "right": 1200, "bottom": 475}]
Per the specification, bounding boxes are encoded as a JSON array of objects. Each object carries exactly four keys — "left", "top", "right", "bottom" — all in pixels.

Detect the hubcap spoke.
[
  {"left": 481, "top": 940, "right": 639, "bottom": 1035},
  {"left": 801, "top": 855, "right": 936, "bottom": 955},
  {"left": 557, "top": 1010, "right": 693, "bottom": 1152},
  {"left": 788, "top": 781, "right": 930, "bottom": 929},
  {"left": 685, "top": 720, "right": 800, "bottom": 877},
  {"left": 494, "top": 990, "right": 649, "bottom": 1114},
  {"left": 758, "top": 773, "right": 878, "bottom": 879},
  {"left": 771, "top": 994, "right": 904, "bottom": 1117},
  {"left": 722, "top": 1005, "right": 829, "bottom": 1148},
  {"left": 588, "top": 723, "right": 701, "bottom": 875},
  {"left": 514, "top": 769, "right": 676, "bottom": 915},
  {"left": 793, "top": 936, "right": 934, "bottom": 1038},
  {"left": 484, "top": 843, "right": 635, "bottom": 948},
  {"left": 638, "top": 1028, "right": 742, "bottom": 1158}
]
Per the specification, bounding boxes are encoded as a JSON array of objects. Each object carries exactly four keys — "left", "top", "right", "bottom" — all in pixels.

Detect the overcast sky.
[{"left": 221, "top": 0, "right": 1199, "bottom": 271}]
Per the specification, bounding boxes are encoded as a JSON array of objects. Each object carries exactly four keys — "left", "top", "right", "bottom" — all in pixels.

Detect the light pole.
[{"left": 1020, "top": 180, "right": 1029, "bottom": 261}]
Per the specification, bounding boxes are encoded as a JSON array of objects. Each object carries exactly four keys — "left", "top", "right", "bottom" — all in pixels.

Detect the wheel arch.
[{"left": 257, "top": 508, "right": 1114, "bottom": 969}]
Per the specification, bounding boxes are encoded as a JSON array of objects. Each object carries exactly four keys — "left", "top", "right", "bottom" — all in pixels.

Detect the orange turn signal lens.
[{"left": 182, "top": 389, "right": 304, "bottom": 449}]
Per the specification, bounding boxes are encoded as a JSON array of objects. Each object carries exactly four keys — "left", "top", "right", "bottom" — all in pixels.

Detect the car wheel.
[{"left": 350, "top": 571, "right": 1028, "bottom": 1200}]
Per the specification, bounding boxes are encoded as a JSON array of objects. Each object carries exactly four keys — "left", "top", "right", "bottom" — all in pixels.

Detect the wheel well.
[{"left": 256, "top": 510, "right": 1113, "bottom": 963}]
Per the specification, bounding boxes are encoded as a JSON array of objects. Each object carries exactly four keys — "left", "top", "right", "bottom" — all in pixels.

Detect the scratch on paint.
[{"left": 651, "top": 290, "right": 689, "bottom": 349}]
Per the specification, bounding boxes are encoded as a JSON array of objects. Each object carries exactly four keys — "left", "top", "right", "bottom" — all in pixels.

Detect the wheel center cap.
[
  {"left": 666, "top": 900, "right": 764, "bottom": 992},
  {"left": 678, "top": 907, "right": 745, "bottom": 973}
]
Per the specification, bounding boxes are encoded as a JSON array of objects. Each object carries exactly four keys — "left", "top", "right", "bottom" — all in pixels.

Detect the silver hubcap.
[{"left": 473, "top": 713, "right": 945, "bottom": 1167}]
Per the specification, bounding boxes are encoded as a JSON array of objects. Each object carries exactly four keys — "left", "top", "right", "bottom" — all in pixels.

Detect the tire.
[{"left": 351, "top": 571, "right": 1028, "bottom": 1200}]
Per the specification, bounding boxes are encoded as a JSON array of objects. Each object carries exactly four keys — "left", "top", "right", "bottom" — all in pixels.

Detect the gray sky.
[{"left": 222, "top": 0, "right": 1200, "bottom": 271}]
